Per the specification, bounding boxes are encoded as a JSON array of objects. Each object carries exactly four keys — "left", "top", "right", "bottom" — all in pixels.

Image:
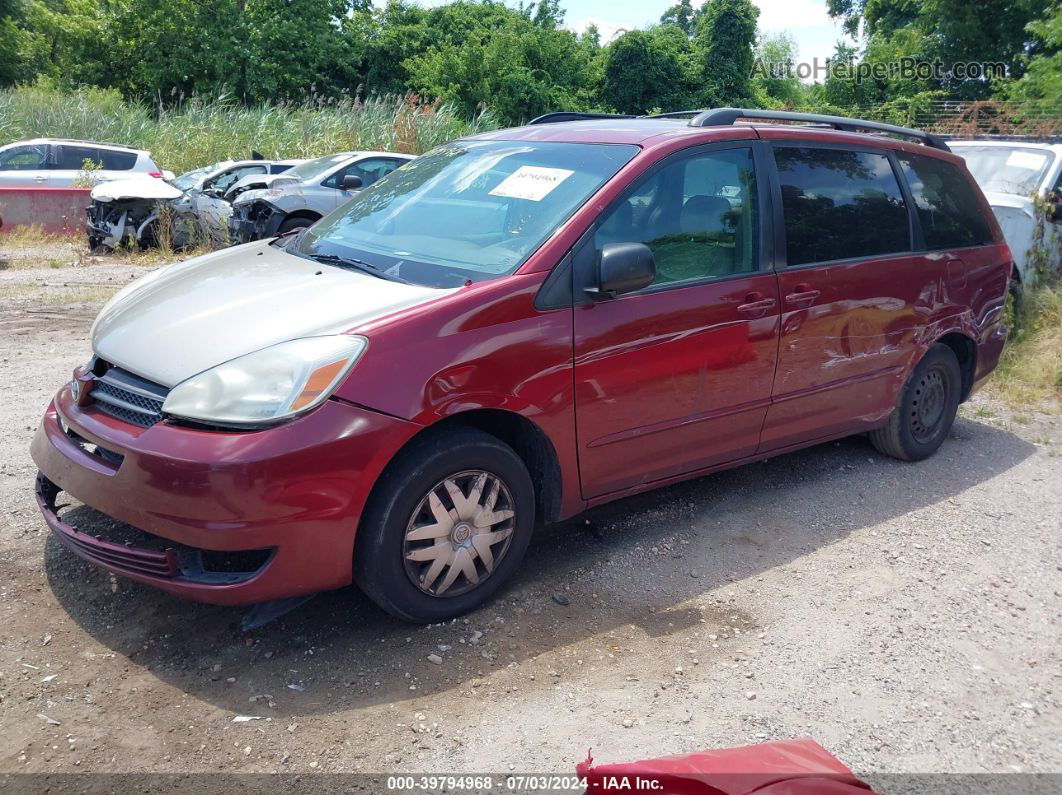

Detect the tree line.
[{"left": 1, "top": 0, "right": 1058, "bottom": 127}]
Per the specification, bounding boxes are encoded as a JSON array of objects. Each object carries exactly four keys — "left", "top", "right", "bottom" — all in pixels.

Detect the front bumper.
[
  {"left": 85, "top": 201, "right": 126, "bottom": 249},
  {"left": 31, "top": 384, "right": 421, "bottom": 605},
  {"left": 229, "top": 201, "right": 284, "bottom": 244}
]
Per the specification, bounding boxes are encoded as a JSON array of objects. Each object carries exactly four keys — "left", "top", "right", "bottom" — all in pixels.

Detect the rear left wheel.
[
  {"left": 870, "top": 344, "right": 962, "bottom": 461},
  {"left": 354, "top": 427, "right": 535, "bottom": 622}
]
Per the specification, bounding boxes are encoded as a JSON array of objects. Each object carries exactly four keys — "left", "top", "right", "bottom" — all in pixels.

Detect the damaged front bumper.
[
  {"left": 229, "top": 200, "right": 286, "bottom": 245},
  {"left": 86, "top": 198, "right": 159, "bottom": 250}
]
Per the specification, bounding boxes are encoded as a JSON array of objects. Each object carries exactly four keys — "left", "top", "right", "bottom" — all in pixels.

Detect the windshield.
[
  {"left": 284, "top": 153, "right": 355, "bottom": 182},
  {"left": 170, "top": 165, "right": 214, "bottom": 191},
  {"left": 951, "top": 146, "right": 1054, "bottom": 197},
  {"left": 295, "top": 140, "right": 639, "bottom": 288}
]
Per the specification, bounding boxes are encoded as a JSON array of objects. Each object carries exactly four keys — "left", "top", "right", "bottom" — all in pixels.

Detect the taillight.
[
  {"left": 149, "top": 171, "right": 163, "bottom": 178},
  {"left": 1000, "top": 244, "right": 1015, "bottom": 282}
]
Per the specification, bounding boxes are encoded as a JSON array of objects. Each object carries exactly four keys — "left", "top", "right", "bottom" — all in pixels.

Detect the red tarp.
[{"left": 578, "top": 738, "right": 877, "bottom": 795}]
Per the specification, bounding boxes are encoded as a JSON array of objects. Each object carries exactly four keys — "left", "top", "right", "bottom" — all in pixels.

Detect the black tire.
[
  {"left": 870, "top": 344, "right": 962, "bottom": 461},
  {"left": 354, "top": 426, "right": 535, "bottom": 623},
  {"left": 277, "top": 216, "right": 313, "bottom": 235},
  {"left": 1006, "top": 277, "right": 1023, "bottom": 329}
]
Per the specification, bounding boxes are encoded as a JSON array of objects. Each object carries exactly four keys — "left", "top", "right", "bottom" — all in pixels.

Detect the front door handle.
[
  {"left": 737, "top": 293, "right": 777, "bottom": 316},
  {"left": 32, "top": 175, "right": 48, "bottom": 183},
  {"left": 785, "top": 283, "right": 821, "bottom": 305}
]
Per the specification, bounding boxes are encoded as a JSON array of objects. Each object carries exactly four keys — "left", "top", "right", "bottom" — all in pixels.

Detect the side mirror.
[
  {"left": 341, "top": 174, "right": 363, "bottom": 191},
  {"left": 588, "top": 242, "right": 655, "bottom": 298}
]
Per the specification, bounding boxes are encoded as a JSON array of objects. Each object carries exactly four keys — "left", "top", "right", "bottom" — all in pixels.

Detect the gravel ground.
[{"left": 0, "top": 250, "right": 1060, "bottom": 787}]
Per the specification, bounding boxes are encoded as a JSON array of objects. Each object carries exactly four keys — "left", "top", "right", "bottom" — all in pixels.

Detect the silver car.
[
  {"left": 229, "top": 152, "right": 414, "bottom": 243},
  {"left": 0, "top": 138, "right": 167, "bottom": 187}
]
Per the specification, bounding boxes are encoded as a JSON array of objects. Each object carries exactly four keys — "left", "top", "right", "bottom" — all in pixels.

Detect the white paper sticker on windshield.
[
  {"left": 489, "top": 166, "right": 574, "bottom": 201},
  {"left": 1005, "top": 150, "right": 1047, "bottom": 171}
]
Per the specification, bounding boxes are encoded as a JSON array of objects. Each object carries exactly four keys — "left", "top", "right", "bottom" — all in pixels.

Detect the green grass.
[
  {"left": 0, "top": 84, "right": 497, "bottom": 174},
  {"left": 988, "top": 287, "right": 1062, "bottom": 412}
]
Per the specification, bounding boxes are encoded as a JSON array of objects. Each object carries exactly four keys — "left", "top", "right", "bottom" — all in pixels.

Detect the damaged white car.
[
  {"left": 228, "top": 152, "right": 414, "bottom": 243},
  {"left": 86, "top": 176, "right": 185, "bottom": 250},
  {"left": 87, "top": 158, "right": 305, "bottom": 250},
  {"left": 950, "top": 140, "right": 1062, "bottom": 296}
]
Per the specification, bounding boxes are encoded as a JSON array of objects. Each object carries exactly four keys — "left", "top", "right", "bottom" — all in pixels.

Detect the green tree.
[
  {"left": 405, "top": 3, "right": 589, "bottom": 124},
  {"left": 923, "top": 0, "right": 1052, "bottom": 93},
  {"left": 20, "top": 0, "right": 112, "bottom": 88},
  {"left": 827, "top": 0, "right": 1053, "bottom": 97},
  {"left": 242, "top": 0, "right": 359, "bottom": 101},
  {"left": 104, "top": 0, "right": 250, "bottom": 98},
  {"left": 826, "top": 0, "right": 921, "bottom": 37},
  {"left": 347, "top": 1, "right": 429, "bottom": 97},
  {"left": 660, "top": 0, "right": 696, "bottom": 36},
  {"left": 532, "top": 0, "right": 563, "bottom": 28},
  {"left": 1005, "top": 2, "right": 1062, "bottom": 102},
  {"left": 1, "top": 0, "right": 30, "bottom": 86},
  {"left": 695, "top": 0, "right": 759, "bottom": 106},
  {"left": 601, "top": 26, "right": 698, "bottom": 114},
  {"left": 751, "top": 32, "right": 808, "bottom": 107}
]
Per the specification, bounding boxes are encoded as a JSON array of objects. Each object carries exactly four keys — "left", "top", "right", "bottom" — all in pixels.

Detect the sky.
[
  {"left": 406, "top": 0, "right": 856, "bottom": 64},
  {"left": 567, "top": 0, "right": 854, "bottom": 61}
]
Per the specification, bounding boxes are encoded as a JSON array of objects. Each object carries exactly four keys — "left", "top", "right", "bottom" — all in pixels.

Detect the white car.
[
  {"left": 184, "top": 159, "right": 306, "bottom": 239},
  {"left": 229, "top": 152, "right": 415, "bottom": 243},
  {"left": 87, "top": 159, "right": 304, "bottom": 249},
  {"left": 0, "top": 138, "right": 166, "bottom": 187},
  {"left": 949, "top": 140, "right": 1062, "bottom": 293}
]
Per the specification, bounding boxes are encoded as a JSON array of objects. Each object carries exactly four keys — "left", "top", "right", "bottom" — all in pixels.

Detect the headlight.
[{"left": 162, "top": 335, "right": 367, "bottom": 426}]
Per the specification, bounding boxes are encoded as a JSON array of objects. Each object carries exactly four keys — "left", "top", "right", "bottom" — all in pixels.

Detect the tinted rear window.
[
  {"left": 775, "top": 147, "right": 910, "bottom": 266},
  {"left": 896, "top": 153, "right": 993, "bottom": 250},
  {"left": 57, "top": 145, "right": 100, "bottom": 169},
  {"left": 98, "top": 149, "right": 138, "bottom": 170}
]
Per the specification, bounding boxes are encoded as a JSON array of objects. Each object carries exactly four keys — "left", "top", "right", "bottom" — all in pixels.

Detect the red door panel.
[
  {"left": 760, "top": 254, "right": 942, "bottom": 450},
  {"left": 574, "top": 273, "right": 780, "bottom": 498}
]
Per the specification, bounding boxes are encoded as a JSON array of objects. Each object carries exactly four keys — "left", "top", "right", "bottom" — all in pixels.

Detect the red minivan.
[{"left": 31, "top": 109, "right": 1012, "bottom": 622}]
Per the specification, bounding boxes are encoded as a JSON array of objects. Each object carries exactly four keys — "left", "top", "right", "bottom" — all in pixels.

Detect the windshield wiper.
[{"left": 302, "top": 252, "right": 411, "bottom": 284}]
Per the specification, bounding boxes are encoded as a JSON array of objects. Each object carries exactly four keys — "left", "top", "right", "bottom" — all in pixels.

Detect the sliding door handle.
[{"left": 785, "top": 283, "right": 821, "bottom": 304}]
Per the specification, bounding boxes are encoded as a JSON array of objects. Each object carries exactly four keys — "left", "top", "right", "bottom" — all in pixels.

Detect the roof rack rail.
[
  {"left": 644, "top": 110, "right": 704, "bottom": 119},
  {"left": 528, "top": 112, "right": 636, "bottom": 125},
  {"left": 688, "top": 108, "right": 951, "bottom": 151}
]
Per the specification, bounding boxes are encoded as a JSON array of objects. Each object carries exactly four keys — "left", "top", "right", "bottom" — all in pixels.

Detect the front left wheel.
[
  {"left": 354, "top": 427, "right": 535, "bottom": 622},
  {"left": 277, "top": 216, "right": 313, "bottom": 235}
]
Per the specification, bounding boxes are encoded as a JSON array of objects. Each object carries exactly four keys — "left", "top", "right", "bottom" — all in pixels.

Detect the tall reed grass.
[{"left": 0, "top": 84, "right": 497, "bottom": 174}]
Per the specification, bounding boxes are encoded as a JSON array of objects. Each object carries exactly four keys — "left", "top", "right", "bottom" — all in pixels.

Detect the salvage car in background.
[
  {"left": 229, "top": 151, "right": 414, "bottom": 242},
  {"left": 189, "top": 158, "right": 306, "bottom": 238},
  {"left": 87, "top": 158, "right": 304, "bottom": 249},
  {"left": 0, "top": 138, "right": 167, "bottom": 187},
  {"left": 86, "top": 176, "right": 184, "bottom": 250},
  {"left": 950, "top": 140, "right": 1062, "bottom": 298}
]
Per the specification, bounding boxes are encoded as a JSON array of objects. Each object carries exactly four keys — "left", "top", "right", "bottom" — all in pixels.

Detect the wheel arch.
[
  {"left": 932, "top": 331, "right": 978, "bottom": 402},
  {"left": 367, "top": 409, "right": 564, "bottom": 526},
  {"left": 282, "top": 209, "right": 322, "bottom": 224}
]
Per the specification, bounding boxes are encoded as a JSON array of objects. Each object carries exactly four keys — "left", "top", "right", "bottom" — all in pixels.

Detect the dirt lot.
[{"left": 1, "top": 246, "right": 1060, "bottom": 786}]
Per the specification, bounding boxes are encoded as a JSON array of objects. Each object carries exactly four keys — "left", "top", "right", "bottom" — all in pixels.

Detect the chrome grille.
[{"left": 90, "top": 366, "right": 168, "bottom": 428}]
